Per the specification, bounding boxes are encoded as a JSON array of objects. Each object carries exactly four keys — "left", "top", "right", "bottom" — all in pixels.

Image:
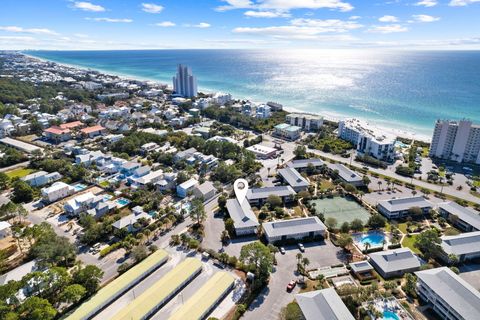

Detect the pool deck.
[{"left": 352, "top": 231, "right": 390, "bottom": 251}]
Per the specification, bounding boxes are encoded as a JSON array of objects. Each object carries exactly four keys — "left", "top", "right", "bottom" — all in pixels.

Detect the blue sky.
[{"left": 0, "top": 0, "right": 479, "bottom": 50}]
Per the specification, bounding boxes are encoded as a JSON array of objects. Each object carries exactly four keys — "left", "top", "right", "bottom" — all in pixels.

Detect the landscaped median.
[{"left": 65, "top": 249, "right": 168, "bottom": 320}]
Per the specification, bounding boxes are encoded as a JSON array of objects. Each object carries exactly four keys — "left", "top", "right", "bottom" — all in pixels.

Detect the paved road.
[{"left": 307, "top": 148, "right": 480, "bottom": 205}]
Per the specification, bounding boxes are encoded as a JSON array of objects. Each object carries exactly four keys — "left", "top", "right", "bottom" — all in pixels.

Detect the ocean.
[{"left": 24, "top": 49, "right": 480, "bottom": 139}]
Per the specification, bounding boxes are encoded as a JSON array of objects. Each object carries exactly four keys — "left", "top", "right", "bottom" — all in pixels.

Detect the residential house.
[
  {"left": 273, "top": 123, "right": 302, "bottom": 141},
  {"left": 80, "top": 125, "right": 106, "bottom": 138},
  {"left": 64, "top": 192, "right": 103, "bottom": 216},
  {"left": 177, "top": 178, "right": 199, "bottom": 198},
  {"left": 22, "top": 171, "right": 62, "bottom": 187},
  {"left": 296, "top": 288, "right": 354, "bottom": 320},
  {"left": 0, "top": 221, "right": 12, "bottom": 239},
  {"left": 193, "top": 181, "right": 216, "bottom": 201},
  {"left": 112, "top": 207, "right": 151, "bottom": 232},
  {"left": 41, "top": 182, "right": 75, "bottom": 203},
  {"left": 43, "top": 126, "right": 71, "bottom": 143}
]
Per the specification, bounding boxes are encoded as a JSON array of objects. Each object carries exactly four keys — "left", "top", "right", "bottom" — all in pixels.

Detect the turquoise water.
[
  {"left": 115, "top": 197, "right": 130, "bottom": 207},
  {"left": 355, "top": 232, "right": 386, "bottom": 247},
  {"left": 382, "top": 311, "right": 400, "bottom": 320},
  {"left": 24, "top": 49, "right": 480, "bottom": 137},
  {"left": 73, "top": 183, "right": 87, "bottom": 192}
]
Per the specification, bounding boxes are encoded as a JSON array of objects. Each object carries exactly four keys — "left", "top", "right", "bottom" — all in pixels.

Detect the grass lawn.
[
  {"left": 319, "top": 179, "right": 334, "bottom": 191},
  {"left": 299, "top": 279, "right": 318, "bottom": 293},
  {"left": 6, "top": 168, "right": 34, "bottom": 179},
  {"left": 401, "top": 234, "right": 420, "bottom": 254},
  {"left": 397, "top": 223, "right": 409, "bottom": 234},
  {"left": 99, "top": 181, "right": 110, "bottom": 188},
  {"left": 422, "top": 147, "right": 429, "bottom": 157},
  {"left": 293, "top": 206, "right": 303, "bottom": 217},
  {"left": 473, "top": 180, "right": 480, "bottom": 187}
]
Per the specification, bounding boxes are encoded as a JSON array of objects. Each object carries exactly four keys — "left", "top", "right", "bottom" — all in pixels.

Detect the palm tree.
[
  {"left": 377, "top": 181, "right": 382, "bottom": 192},
  {"left": 411, "top": 190, "right": 417, "bottom": 197},
  {"left": 364, "top": 241, "right": 371, "bottom": 252},
  {"left": 301, "top": 257, "right": 310, "bottom": 281}
]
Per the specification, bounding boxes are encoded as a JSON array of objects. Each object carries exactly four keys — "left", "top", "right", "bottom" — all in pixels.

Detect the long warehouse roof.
[
  {"left": 169, "top": 271, "right": 235, "bottom": 320},
  {"left": 113, "top": 258, "right": 203, "bottom": 320},
  {"left": 66, "top": 249, "right": 168, "bottom": 320}
]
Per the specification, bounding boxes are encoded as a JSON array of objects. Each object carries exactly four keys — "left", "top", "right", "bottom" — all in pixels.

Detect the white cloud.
[
  {"left": 378, "top": 15, "right": 398, "bottom": 22},
  {"left": 73, "top": 1, "right": 105, "bottom": 12},
  {"left": 349, "top": 16, "right": 361, "bottom": 20},
  {"left": 194, "top": 22, "right": 211, "bottom": 28},
  {"left": 411, "top": 14, "right": 440, "bottom": 22},
  {"left": 74, "top": 33, "right": 89, "bottom": 38},
  {"left": 449, "top": 0, "right": 480, "bottom": 6},
  {"left": 368, "top": 24, "right": 408, "bottom": 33},
  {"left": 86, "top": 18, "right": 133, "bottom": 23},
  {"left": 414, "top": 0, "right": 438, "bottom": 7},
  {"left": 0, "top": 26, "right": 58, "bottom": 35},
  {"left": 216, "top": 0, "right": 354, "bottom": 12},
  {"left": 233, "top": 18, "right": 362, "bottom": 40},
  {"left": 244, "top": 10, "right": 290, "bottom": 18},
  {"left": 155, "top": 21, "right": 176, "bottom": 27},
  {"left": 141, "top": 3, "right": 164, "bottom": 13}
]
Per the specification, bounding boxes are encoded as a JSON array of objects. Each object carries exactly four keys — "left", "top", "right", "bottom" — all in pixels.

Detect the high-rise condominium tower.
[{"left": 172, "top": 64, "right": 197, "bottom": 98}]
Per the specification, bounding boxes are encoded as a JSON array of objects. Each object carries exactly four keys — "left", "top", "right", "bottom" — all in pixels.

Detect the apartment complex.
[
  {"left": 338, "top": 119, "right": 396, "bottom": 162},
  {"left": 285, "top": 113, "right": 323, "bottom": 131},
  {"left": 172, "top": 64, "right": 198, "bottom": 98},
  {"left": 429, "top": 119, "right": 480, "bottom": 164}
]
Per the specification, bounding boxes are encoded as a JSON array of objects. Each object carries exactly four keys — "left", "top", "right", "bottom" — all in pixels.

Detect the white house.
[
  {"left": 22, "top": 171, "right": 62, "bottom": 187},
  {"left": 0, "top": 221, "right": 12, "bottom": 239},
  {"left": 176, "top": 178, "right": 199, "bottom": 198},
  {"left": 41, "top": 182, "right": 75, "bottom": 203}
]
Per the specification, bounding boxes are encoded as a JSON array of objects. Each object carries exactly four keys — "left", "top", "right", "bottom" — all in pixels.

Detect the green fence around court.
[
  {"left": 113, "top": 257, "right": 203, "bottom": 320},
  {"left": 65, "top": 249, "right": 169, "bottom": 320}
]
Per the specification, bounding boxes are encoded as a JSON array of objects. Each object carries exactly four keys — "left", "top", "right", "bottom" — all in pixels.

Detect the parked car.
[
  {"left": 280, "top": 247, "right": 286, "bottom": 255},
  {"left": 298, "top": 243, "right": 305, "bottom": 252},
  {"left": 286, "top": 280, "right": 296, "bottom": 292}
]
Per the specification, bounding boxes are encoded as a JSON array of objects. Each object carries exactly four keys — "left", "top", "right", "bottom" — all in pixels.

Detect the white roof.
[
  {"left": 296, "top": 288, "right": 354, "bottom": 320},
  {"left": 178, "top": 178, "right": 198, "bottom": 190},
  {"left": 0, "top": 221, "right": 11, "bottom": 231},
  {"left": 378, "top": 196, "right": 433, "bottom": 212}
]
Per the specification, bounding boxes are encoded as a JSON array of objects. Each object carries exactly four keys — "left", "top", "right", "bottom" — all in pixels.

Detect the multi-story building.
[
  {"left": 285, "top": 113, "right": 323, "bottom": 131},
  {"left": 415, "top": 267, "right": 480, "bottom": 320},
  {"left": 255, "top": 104, "right": 271, "bottom": 119},
  {"left": 429, "top": 119, "right": 480, "bottom": 164},
  {"left": 338, "top": 119, "right": 396, "bottom": 162},
  {"left": 172, "top": 64, "right": 197, "bottom": 98},
  {"left": 273, "top": 123, "right": 302, "bottom": 141},
  {"left": 377, "top": 196, "right": 433, "bottom": 219}
]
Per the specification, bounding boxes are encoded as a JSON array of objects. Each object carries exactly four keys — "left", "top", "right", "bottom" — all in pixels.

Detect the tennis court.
[{"left": 309, "top": 196, "right": 371, "bottom": 225}]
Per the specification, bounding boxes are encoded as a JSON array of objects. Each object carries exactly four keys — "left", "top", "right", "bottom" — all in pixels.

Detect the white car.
[{"left": 298, "top": 243, "right": 305, "bottom": 252}]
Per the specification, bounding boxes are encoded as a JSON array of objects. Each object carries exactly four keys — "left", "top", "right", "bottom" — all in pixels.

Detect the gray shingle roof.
[
  {"left": 287, "top": 158, "right": 324, "bottom": 169},
  {"left": 194, "top": 181, "right": 216, "bottom": 196},
  {"left": 378, "top": 196, "right": 433, "bottom": 212},
  {"left": 439, "top": 201, "right": 480, "bottom": 231},
  {"left": 369, "top": 248, "right": 421, "bottom": 274},
  {"left": 246, "top": 186, "right": 296, "bottom": 201},
  {"left": 263, "top": 216, "right": 326, "bottom": 239},
  {"left": 226, "top": 198, "right": 259, "bottom": 229},
  {"left": 278, "top": 167, "right": 309, "bottom": 189},
  {"left": 296, "top": 288, "right": 355, "bottom": 320},
  {"left": 415, "top": 267, "right": 480, "bottom": 319},
  {"left": 441, "top": 231, "right": 480, "bottom": 256}
]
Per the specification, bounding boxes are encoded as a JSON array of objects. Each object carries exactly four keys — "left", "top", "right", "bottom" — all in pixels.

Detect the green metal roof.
[
  {"left": 169, "top": 271, "right": 235, "bottom": 320},
  {"left": 65, "top": 249, "right": 168, "bottom": 320},
  {"left": 113, "top": 258, "right": 203, "bottom": 320}
]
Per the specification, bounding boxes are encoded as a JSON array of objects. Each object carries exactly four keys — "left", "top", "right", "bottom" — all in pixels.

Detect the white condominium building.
[
  {"left": 429, "top": 119, "right": 480, "bottom": 164},
  {"left": 285, "top": 113, "right": 323, "bottom": 131},
  {"left": 172, "top": 64, "right": 197, "bottom": 98},
  {"left": 338, "top": 118, "right": 396, "bottom": 162}
]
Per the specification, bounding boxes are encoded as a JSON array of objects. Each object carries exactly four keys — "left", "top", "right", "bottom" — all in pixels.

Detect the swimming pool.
[
  {"left": 115, "top": 197, "right": 130, "bottom": 207},
  {"left": 353, "top": 231, "right": 388, "bottom": 250},
  {"left": 382, "top": 311, "right": 400, "bottom": 320},
  {"left": 73, "top": 183, "right": 87, "bottom": 192}
]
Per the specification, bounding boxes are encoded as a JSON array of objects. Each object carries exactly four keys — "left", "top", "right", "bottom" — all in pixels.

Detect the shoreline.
[{"left": 22, "top": 52, "right": 431, "bottom": 143}]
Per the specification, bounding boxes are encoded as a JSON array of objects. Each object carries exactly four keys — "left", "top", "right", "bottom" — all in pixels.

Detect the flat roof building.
[
  {"left": 369, "top": 248, "right": 422, "bottom": 279},
  {"left": 226, "top": 198, "right": 259, "bottom": 236},
  {"left": 416, "top": 267, "right": 480, "bottom": 320},
  {"left": 113, "top": 258, "right": 202, "bottom": 320},
  {"left": 278, "top": 167, "right": 309, "bottom": 192},
  {"left": 438, "top": 201, "right": 480, "bottom": 232},
  {"left": 246, "top": 144, "right": 277, "bottom": 159},
  {"left": 168, "top": 271, "right": 235, "bottom": 320},
  {"left": 0, "top": 137, "right": 42, "bottom": 153},
  {"left": 263, "top": 216, "right": 326, "bottom": 243},
  {"left": 377, "top": 196, "right": 433, "bottom": 219},
  {"left": 66, "top": 249, "right": 168, "bottom": 320},
  {"left": 296, "top": 288, "right": 354, "bottom": 320}
]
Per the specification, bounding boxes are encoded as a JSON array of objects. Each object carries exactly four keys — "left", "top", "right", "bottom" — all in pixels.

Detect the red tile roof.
[
  {"left": 60, "top": 121, "right": 83, "bottom": 129},
  {"left": 81, "top": 125, "right": 106, "bottom": 134},
  {"left": 44, "top": 126, "right": 70, "bottom": 135}
]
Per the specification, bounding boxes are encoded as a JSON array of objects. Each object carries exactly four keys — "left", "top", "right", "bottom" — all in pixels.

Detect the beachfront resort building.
[
  {"left": 415, "top": 267, "right": 480, "bottom": 320},
  {"left": 172, "top": 64, "right": 197, "bottom": 98},
  {"left": 262, "top": 216, "right": 326, "bottom": 243},
  {"left": 286, "top": 113, "right": 323, "bottom": 132},
  {"left": 377, "top": 196, "right": 433, "bottom": 219},
  {"left": 338, "top": 118, "right": 396, "bottom": 162},
  {"left": 273, "top": 123, "right": 302, "bottom": 141},
  {"left": 429, "top": 119, "right": 480, "bottom": 164},
  {"left": 295, "top": 288, "right": 355, "bottom": 320}
]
